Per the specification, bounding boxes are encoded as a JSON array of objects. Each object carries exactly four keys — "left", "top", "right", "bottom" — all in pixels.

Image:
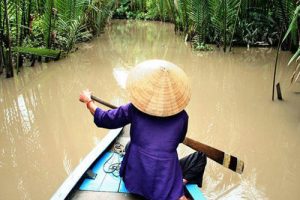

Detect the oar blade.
[{"left": 223, "top": 154, "right": 244, "bottom": 174}]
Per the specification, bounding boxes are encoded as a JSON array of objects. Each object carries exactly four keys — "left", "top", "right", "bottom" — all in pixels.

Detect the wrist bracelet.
[{"left": 86, "top": 100, "right": 93, "bottom": 109}]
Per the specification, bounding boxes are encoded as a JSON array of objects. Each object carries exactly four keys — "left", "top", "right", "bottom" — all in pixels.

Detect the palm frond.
[
  {"left": 282, "top": 5, "right": 300, "bottom": 84},
  {"left": 188, "top": 0, "right": 209, "bottom": 45},
  {"left": 85, "top": 0, "right": 115, "bottom": 35},
  {"left": 210, "top": 0, "right": 240, "bottom": 49},
  {"left": 40, "top": 0, "right": 54, "bottom": 48},
  {"left": 282, "top": 5, "right": 300, "bottom": 46},
  {"left": 176, "top": 0, "right": 189, "bottom": 32}
]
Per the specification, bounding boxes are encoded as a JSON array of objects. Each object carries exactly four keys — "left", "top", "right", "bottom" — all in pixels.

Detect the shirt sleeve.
[
  {"left": 179, "top": 113, "right": 189, "bottom": 143},
  {"left": 94, "top": 103, "right": 132, "bottom": 129}
]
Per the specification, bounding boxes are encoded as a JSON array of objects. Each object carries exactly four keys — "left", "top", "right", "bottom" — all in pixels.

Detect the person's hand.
[
  {"left": 183, "top": 179, "right": 188, "bottom": 185},
  {"left": 79, "top": 89, "right": 92, "bottom": 103},
  {"left": 179, "top": 195, "right": 188, "bottom": 200}
]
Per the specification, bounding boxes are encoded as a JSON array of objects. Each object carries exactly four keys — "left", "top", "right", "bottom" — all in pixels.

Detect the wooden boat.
[{"left": 51, "top": 126, "right": 206, "bottom": 200}]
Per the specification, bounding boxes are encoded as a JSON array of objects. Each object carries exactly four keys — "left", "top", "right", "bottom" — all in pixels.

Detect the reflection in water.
[
  {"left": 113, "top": 67, "right": 130, "bottom": 89},
  {"left": 63, "top": 150, "right": 72, "bottom": 175},
  {"left": 17, "top": 178, "right": 30, "bottom": 199},
  {"left": 0, "top": 20, "right": 299, "bottom": 200},
  {"left": 17, "top": 94, "right": 33, "bottom": 134}
]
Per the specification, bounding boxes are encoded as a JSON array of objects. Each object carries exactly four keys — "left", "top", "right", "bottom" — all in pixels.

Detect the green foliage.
[
  {"left": 274, "top": 0, "right": 295, "bottom": 29},
  {"left": 282, "top": 5, "right": 300, "bottom": 83},
  {"left": 274, "top": 0, "right": 297, "bottom": 46},
  {"left": 210, "top": 0, "right": 240, "bottom": 50},
  {"left": 25, "top": 16, "right": 45, "bottom": 47},
  {"left": 282, "top": 5, "right": 300, "bottom": 48},
  {"left": 113, "top": 0, "right": 175, "bottom": 21},
  {"left": 41, "top": 0, "right": 53, "bottom": 48},
  {"left": 55, "top": 0, "right": 92, "bottom": 52},
  {"left": 85, "top": 0, "right": 115, "bottom": 35},
  {"left": 0, "top": 0, "right": 116, "bottom": 78},
  {"left": 114, "top": 0, "right": 130, "bottom": 19},
  {"left": 235, "top": 9, "right": 278, "bottom": 46},
  {"left": 56, "top": 16, "right": 92, "bottom": 53},
  {"left": 13, "top": 46, "right": 60, "bottom": 58},
  {"left": 194, "top": 42, "right": 213, "bottom": 51},
  {"left": 113, "top": 0, "right": 146, "bottom": 19},
  {"left": 145, "top": 0, "right": 160, "bottom": 20},
  {"left": 30, "top": 0, "right": 114, "bottom": 52},
  {"left": 1, "top": 0, "right": 300, "bottom": 78},
  {"left": 3, "top": 0, "right": 14, "bottom": 77},
  {"left": 188, "top": 0, "right": 210, "bottom": 46},
  {"left": 175, "top": 0, "right": 189, "bottom": 33}
]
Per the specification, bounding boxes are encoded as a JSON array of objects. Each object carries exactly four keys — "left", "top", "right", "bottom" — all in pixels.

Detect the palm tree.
[
  {"left": 55, "top": 0, "right": 92, "bottom": 53},
  {"left": 3, "top": 0, "right": 13, "bottom": 78},
  {"left": 188, "top": 0, "right": 210, "bottom": 46},
  {"left": 210, "top": 0, "right": 240, "bottom": 51},
  {"left": 0, "top": 2, "right": 3, "bottom": 75}
]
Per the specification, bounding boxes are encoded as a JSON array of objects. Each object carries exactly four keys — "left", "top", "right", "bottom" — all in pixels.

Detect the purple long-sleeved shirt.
[{"left": 94, "top": 103, "right": 188, "bottom": 200}]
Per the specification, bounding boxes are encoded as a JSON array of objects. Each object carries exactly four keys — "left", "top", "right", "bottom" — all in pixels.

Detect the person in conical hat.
[
  {"left": 79, "top": 59, "right": 206, "bottom": 200},
  {"left": 126, "top": 59, "right": 191, "bottom": 117}
]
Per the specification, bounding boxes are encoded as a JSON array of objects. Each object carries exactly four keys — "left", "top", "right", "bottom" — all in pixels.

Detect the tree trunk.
[
  {"left": 0, "top": 1, "right": 3, "bottom": 74},
  {"left": 223, "top": 0, "right": 227, "bottom": 52},
  {"left": 0, "top": 44, "right": 3, "bottom": 75},
  {"left": 19, "top": 0, "right": 27, "bottom": 67},
  {"left": 27, "top": 0, "right": 32, "bottom": 36},
  {"left": 4, "top": 0, "right": 14, "bottom": 78},
  {"left": 16, "top": 0, "right": 20, "bottom": 72},
  {"left": 47, "top": 0, "right": 54, "bottom": 49}
]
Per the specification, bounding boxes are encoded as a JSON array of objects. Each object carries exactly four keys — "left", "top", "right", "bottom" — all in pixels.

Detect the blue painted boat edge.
[
  {"left": 50, "top": 128, "right": 123, "bottom": 200},
  {"left": 185, "top": 184, "right": 206, "bottom": 200}
]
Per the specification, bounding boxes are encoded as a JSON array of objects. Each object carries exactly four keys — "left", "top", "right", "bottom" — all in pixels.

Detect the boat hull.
[{"left": 51, "top": 126, "right": 206, "bottom": 200}]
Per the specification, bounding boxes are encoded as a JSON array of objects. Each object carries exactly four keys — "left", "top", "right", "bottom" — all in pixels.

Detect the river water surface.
[{"left": 0, "top": 20, "right": 300, "bottom": 200}]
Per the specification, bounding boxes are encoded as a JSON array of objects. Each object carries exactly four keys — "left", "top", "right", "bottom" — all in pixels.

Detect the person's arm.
[
  {"left": 79, "top": 89, "right": 132, "bottom": 129},
  {"left": 79, "top": 89, "right": 97, "bottom": 115},
  {"left": 86, "top": 100, "right": 97, "bottom": 115},
  {"left": 179, "top": 113, "right": 189, "bottom": 143},
  {"left": 93, "top": 104, "right": 132, "bottom": 129}
]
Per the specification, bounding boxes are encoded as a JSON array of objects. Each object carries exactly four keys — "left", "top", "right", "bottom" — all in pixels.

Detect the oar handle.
[
  {"left": 91, "top": 95, "right": 117, "bottom": 109},
  {"left": 90, "top": 95, "right": 244, "bottom": 174}
]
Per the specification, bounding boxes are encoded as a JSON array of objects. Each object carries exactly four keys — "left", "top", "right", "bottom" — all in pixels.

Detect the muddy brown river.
[{"left": 0, "top": 20, "right": 299, "bottom": 200}]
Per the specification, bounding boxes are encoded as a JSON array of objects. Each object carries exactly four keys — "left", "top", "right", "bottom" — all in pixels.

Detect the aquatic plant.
[
  {"left": 174, "top": 0, "right": 189, "bottom": 33},
  {"left": 55, "top": 0, "right": 90, "bottom": 53},
  {"left": 210, "top": 0, "right": 241, "bottom": 52},
  {"left": 188, "top": 0, "right": 210, "bottom": 48},
  {"left": 85, "top": 0, "right": 115, "bottom": 35}
]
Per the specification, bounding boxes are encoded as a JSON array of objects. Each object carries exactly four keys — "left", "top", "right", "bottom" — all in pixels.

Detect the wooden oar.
[
  {"left": 91, "top": 95, "right": 244, "bottom": 174},
  {"left": 183, "top": 137, "right": 244, "bottom": 174}
]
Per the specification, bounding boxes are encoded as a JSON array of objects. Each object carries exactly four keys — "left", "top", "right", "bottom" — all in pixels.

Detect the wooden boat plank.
[
  {"left": 72, "top": 191, "right": 142, "bottom": 200},
  {"left": 79, "top": 152, "right": 113, "bottom": 191},
  {"left": 51, "top": 128, "right": 123, "bottom": 200},
  {"left": 77, "top": 139, "right": 206, "bottom": 199},
  {"left": 98, "top": 152, "right": 122, "bottom": 192}
]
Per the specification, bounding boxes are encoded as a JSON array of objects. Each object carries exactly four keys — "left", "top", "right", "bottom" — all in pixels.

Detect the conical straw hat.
[{"left": 126, "top": 59, "right": 191, "bottom": 117}]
